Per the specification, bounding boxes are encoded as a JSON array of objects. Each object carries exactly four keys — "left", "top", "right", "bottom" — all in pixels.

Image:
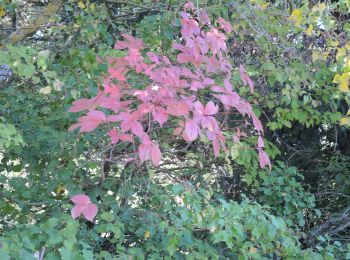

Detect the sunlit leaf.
[
  {"left": 333, "top": 73, "right": 349, "bottom": 92},
  {"left": 0, "top": 7, "right": 6, "bottom": 17},
  {"left": 305, "top": 25, "right": 313, "bottom": 36},
  {"left": 78, "top": 1, "right": 86, "bottom": 9},
  {"left": 290, "top": 9, "right": 302, "bottom": 27},
  {"left": 340, "top": 117, "right": 349, "bottom": 126},
  {"left": 39, "top": 86, "right": 52, "bottom": 95}
]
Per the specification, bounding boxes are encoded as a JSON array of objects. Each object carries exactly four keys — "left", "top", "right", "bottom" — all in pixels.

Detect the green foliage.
[
  {"left": 1, "top": 0, "right": 350, "bottom": 259},
  {"left": 257, "top": 162, "right": 318, "bottom": 228},
  {"left": 0, "top": 183, "right": 316, "bottom": 259},
  {"left": 0, "top": 120, "right": 23, "bottom": 150}
]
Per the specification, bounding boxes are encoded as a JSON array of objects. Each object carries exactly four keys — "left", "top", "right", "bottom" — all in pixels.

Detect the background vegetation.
[{"left": 1, "top": 0, "right": 350, "bottom": 259}]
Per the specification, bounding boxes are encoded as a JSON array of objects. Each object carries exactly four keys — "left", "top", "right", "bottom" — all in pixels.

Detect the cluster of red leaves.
[
  {"left": 68, "top": 1, "right": 271, "bottom": 170},
  {"left": 71, "top": 194, "right": 98, "bottom": 221}
]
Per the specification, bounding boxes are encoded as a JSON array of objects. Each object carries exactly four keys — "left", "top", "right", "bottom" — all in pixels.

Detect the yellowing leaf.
[
  {"left": 340, "top": 117, "right": 349, "bottom": 126},
  {"left": 328, "top": 40, "right": 339, "bottom": 47},
  {"left": 305, "top": 25, "right": 313, "bottom": 36},
  {"left": 339, "top": 82, "right": 349, "bottom": 92},
  {"left": 290, "top": 9, "right": 302, "bottom": 27},
  {"left": 0, "top": 7, "right": 6, "bottom": 17},
  {"left": 347, "top": 109, "right": 350, "bottom": 116},
  {"left": 144, "top": 231, "right": 150, "bottom": 239},
  {"left": 39, "top": 86, "right": 51, "bottom": 95},
  {"left": 38, "top": 49, "right": 50, "bottom": 58},
  {"left": 312, "top": 51, "right": 328, "bottom": 61},
  {"left": 55, "top": 185, "right": 66, "bottom": 196},
  {"left": 230, "top": 146, "right": 239, "bottom": 159},
  {"left": 336, "top": 47, "right": 346, "bottom": 60},
  {"left": 71, "top": 89, "right": 78, "bottom": 99},
  {"left": 249, "top": 247, "right": 257, "bottom": 254},
  {"left": 260, "top": 3, "right": 269, "bottom": 10},
  {"left": 333, "top": 73, "right": 350, "bottom": 92},
  {"left": 78, "top": 1, "right": 86, "bottom": 9},
  {"left": 317, "top": 3, "right": 326, "bottom": 12},
  {"left": 54, "top": 79, "right": 64, "bottom": 91}
]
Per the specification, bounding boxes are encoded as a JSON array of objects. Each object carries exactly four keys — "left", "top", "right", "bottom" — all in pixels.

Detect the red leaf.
[
  {"left": 68, "top": 123, "right": 81, "bottom": 132},
  {"left": 147, "top": 52, "right": 160, "bottom": 64},
  {"left": 252, "top": 114, "right": 264, "bottom": 134},
  {"left": 139, "top": 142, "right": 152, "bottom": 162},
  {"left": 152, "top": 107, "right": 168, "bottom": 126},
  {"left": 108, "top": 67, "right": 126, "bottom": 81},
  {"left": 151, "top": 144, "right": 161, "bottom": 166},
  {"left": 239, "top": 64, "right": 254, "bottom": 93},
  {"left": 108, "top": 129, "right": 120, "bottom": 144},
  {"left": 71, "top": 194, "right": 98, "bottom": 221},
  {"left": 131, "top": 121, "right": 144, "bottom": 137},
  {"left": 212, "top": 139, "right": 220, "bottom": 157},
  {"left": 114, "top": 34, "right": 143, "bottom": 50},
  {"left": 71, "top": 194, "right": 91, "bottom": 205},
  {"left": 217, "top": 17, "right": 232, "bottom": 33},
  {"left": 185, "top": 120, "right": 200, "bottom": 141},
  {"left": 258, "top": 149, "right": 271, "bottom": 171},
  {"left": 258, "top": 136, "right": 264, "bottom": 148},
  {"left": 69, "top": 99, "right": 93, "bottom": 112},
  {"left": 82, "top": 204, "right": 98, "bottom": 222},
  {"left": 204, "top": 101, "right": 218, "bottom": 115},
  {"left": 71, "top": 205, "right": 83, "bottom": 219},
  {"left": 194, "top": 101, "right": 205, "bottom": 115}
]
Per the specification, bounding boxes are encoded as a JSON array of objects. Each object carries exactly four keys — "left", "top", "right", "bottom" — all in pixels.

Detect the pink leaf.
[
  {"left": 184, "top": 1, "right": 195, "bottom": 10},
  {"left": 82, "top": 204, "right": 98, "bottom": 222},
  {"left": 204, "top": 101, "right": 219, "bottom": 115},
  {"left": 252, "top": 114, "right": 264, "bottom": 134},
  {"left": 201, "top": 116, "right": 218, "bottom": 132},
  {"left": 77, "top": 110, "right": 106, "bottom": 132},
  {"left": 68, "top": 123, "right": 81, "bottom": 132},
  {"left": 185, "top": 120, "right": 200, "bottom": 141},
  {"left": 147, "top": 52, "right": 160, "bottom": 64},
  {"left": 71, "top": 194, "right": 99, "bottom": 221},
  {"left": 258, "top": 136, "right": 264, "bottom": 148},
  {"left": 167, "top": 101, "right": 189, "bottom": 116},
  {"left": 69, "top": 99, "right": 93, "bottom": 112},
  {"left": 212, "top": 139, "right": 220, "bottom": 157},
  {"left": 211, "top": 85, "right": 226, "bottom": 93},
  {"left": 114, "top": 34, "right": 143, "bottom": 50},
  {"left": 217, "top": 17, "right": 233, "bottom": 33},
  {"left": 258, "top": 149, "right": 272, "bottom": 171},
  {"left": 71, "top": 194, "right": 97, "bottom": 221},
  {"left": 71, "top": 194, "right": 91, "bottom": 205},
  {"left": 190, "top": 81, "right": 203, "bottom": 91},
  {"left": 139, "top": 143, "right": 152, "bottom": 162},
  {"left": 181, "top": 16, "right": 200, "bottom": 39},
  {"left": 126, "top": 49, "right": 142, "bottom": 66},
  {"left": 71, "top": 205, "right": 83, "bottom": 219},
  {"left": 153, "top": 107, "right": 168, "bottom": 126},
  {"left": 239, "top": 64, "right": 254, "bottom": 93},
  {"left": 199, "top": 10, "right": 211, "bottom": 25},
  {"left": 108, "top": 129, "right": 120, "bottom": 144},
  {"left": 88, "top": 110, "right": 106, "bottom": 121},
  {"left": 108, "top": 67, "right": 126, "bottom": 81},
  {"left": 177, "top": 53, "right": 191, "bottom": 64},
  {"left": 194, "top": 101, "right": 205, "bottom": 115},
  {"left": 131, "top": 121, "right": 144, "bottom": 137},
  {"left": 119, "top": 134, "right": 134, "bottom": 143},
  {"left": 151, "top": 143, "right": 161, "bottom": 166}
]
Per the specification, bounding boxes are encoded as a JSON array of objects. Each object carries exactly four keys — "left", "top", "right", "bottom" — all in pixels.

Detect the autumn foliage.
[{"left": 68, "top": 1, "right": 271, "bottom": 172}]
